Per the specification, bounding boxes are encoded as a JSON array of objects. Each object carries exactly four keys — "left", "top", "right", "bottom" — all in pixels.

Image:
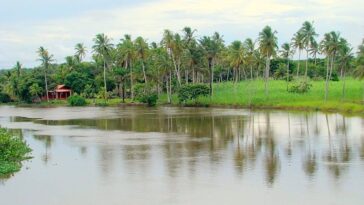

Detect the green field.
[
  {"left": 160, "top": 78, "right": 364, "bottom": 114},
  {"left": 3, "top": 79, "right": 363, "bottom": 114}
]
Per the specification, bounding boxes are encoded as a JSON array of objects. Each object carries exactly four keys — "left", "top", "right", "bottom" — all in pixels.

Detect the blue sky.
[{"left": 1, "top": 0, "right": 363, "bottom": 68}]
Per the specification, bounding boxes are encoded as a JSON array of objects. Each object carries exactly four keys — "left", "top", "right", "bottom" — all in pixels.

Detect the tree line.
[{"left": 1, "top": 21, "right": 364, "bottom": 103}]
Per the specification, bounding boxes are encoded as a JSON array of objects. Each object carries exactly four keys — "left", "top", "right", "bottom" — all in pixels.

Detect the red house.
[{"left": 45, "top": 85, "right": 72, "bottom": 100}]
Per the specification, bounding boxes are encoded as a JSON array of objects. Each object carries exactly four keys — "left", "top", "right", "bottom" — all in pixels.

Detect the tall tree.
[
  {"left": 134, "top": 36, "right": 149, "bottom": 83},
  {"left": 354, "top": 39, "right": 364, "bottom": 79},
  {"left": 320, "top": 31, "right": 341, "bottom": 101},
  {"left": 199, "top": 34, "right": 221, "bottom": 95},
  {"left": 280, "top": 43, "right": 294, "bottom": 90},
  {"left": 227, "top": 41, "right": 245, "bottom": 83},
  {"left": 336, "top": 38, "right": 353, "bottom": 99},
  {"left": 292, "top": 31, "right": 305, "bottom": 77},
  {"left": 244, "top": 38, "right": 255, "bottom": 79},
  {"left": 258, "top": 26, "right": 278, "bottom": 96},
  {"left": 117, "top": 34, "right": 135, "bottom": 99},
  {"left": 92, "top": 34, "right": 113, "bottom": 101},
  {"left": 301, "top": 21, "right": 318, "bottom": 80},
  {"left": 37, "top": 47, "right": 53, "bottom": 102},
  {"left": 75, "top": 43, "right": 86, "bottom": 63}
]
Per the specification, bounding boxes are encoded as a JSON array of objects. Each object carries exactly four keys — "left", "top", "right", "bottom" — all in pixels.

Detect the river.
[{"left": 0, "top": 106, "right": 363, "bottom": 205}]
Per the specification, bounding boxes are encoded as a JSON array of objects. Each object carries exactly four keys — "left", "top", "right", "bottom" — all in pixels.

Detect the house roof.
[{"left": 55, "top": 85, "right": 71, "bottom": 92}]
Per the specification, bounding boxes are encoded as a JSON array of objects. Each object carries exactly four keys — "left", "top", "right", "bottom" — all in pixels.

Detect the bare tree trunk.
[
  {"left": 209, "top": 58, "right": 213, "bottom": 96},
  {"left": 297, "top": 49, "right": 301, "bottom": 78},
  {"left": 170, "top": 53, "right": 181, "bottom": 86},
  {"left": 141, "top": 61, "right": 147, "bottom": 83},
  {"left": 250, "top": 65, "right": 253, "bottom": 80},
  {"left": 192, "top": 67, "right": 195, "bottom": 84},
  {"left": 286, "top": 59, "right": 290, "bottom": 91},
  {"left": 130, "top": 61, "right": 134, "bottom": 100},
  {"left": 44, "top": 67, "right": 49, "bottom": 102},
  {"left": 342, "top": 69, "right": 346, "bottom": 100},
  {"left": 185, "top": 69, "right": 188, "bottom": 84},
  {"left": 169, "top": 71, "right": 172, "bottom": 103},
  {"left": 265, "top": 54, "right": 270, "bottom": 96},
  {"left": 103, "top": 60, "right": 107, "bottom": 102},
  {"left": 324, "top": 56, "right": 330, "bottom": 101},
  {"left": 304, "top": 49, "right": 309, "bottom": 81},
  {"left": 166, "top": 75, "right": 170, "bottom": 104}
]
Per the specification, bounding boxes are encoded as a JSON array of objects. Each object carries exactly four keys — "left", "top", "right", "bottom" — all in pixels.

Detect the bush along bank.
[{"left": 0, "top": 128, "right": 32, "bottom": 177}]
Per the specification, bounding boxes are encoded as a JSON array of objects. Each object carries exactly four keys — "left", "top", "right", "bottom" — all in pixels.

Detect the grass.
[
  {"left": 0, "top": 128, "right": 32, "bottom": 177},
  {"left": 159, "top": 78, "right": 364, "bottom": 114},
  {"left": 1, "top": 79, "right": 363, "bottom": 114}
]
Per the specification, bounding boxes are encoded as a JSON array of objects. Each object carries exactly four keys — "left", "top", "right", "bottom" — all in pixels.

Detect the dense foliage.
[
  {"left": 0, "top": 93, "right": 11, "bottom": 103},
  {"left": 0, "top": 22, "right": 363, "bottom": 105},
  {"left": 67, "top": 95, "right": 87, "bottom": 106},
  {"left": 178, "top": 84, "right": 210, "bottom": 103},
  {"left": 0, "top": 128, "right": 32, "bottom": 176}
]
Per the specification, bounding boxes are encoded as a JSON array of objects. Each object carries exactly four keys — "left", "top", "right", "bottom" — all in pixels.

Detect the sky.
[{"left": 0, "top": 0, "right": 363, "bottom": 69}]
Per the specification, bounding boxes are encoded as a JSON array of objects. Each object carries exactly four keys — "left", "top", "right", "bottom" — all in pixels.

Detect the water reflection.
[{"left": 0, "top": 106, "right": 364, "bottom": 205}]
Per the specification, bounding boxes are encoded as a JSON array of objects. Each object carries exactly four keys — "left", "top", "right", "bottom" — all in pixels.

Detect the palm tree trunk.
[
  {"left": 250, "top": 65, "right": 253, "bottom": 80},
  {"left": 297, "top": 49, "right": 301, "bottom": 78},
  {"left": 169, "top": 70, "right": 172, "bottom": 103},
  {"left": 130, "top": 60, "right": 134, "bottom": 100},
  {"left": 170, "top": 53, "right": 181, "bottom": 86},
  {"left": 286, "top": 59, "right": 290, "bottom": 91},
  {"left": 305, "top": 49, "right": 309, "bottom": 81},
  {"left": 265, "top": 54, "right": 270, "bottom": 96},
  {"left": 324, "top": 56, "right": 330, "bottom": 101},
  {"left": 342, "top": 69, "right": 346, "bottom": 100},
  {"left": 209, "top": 58, "right": 213, "bottom": 96},
  {"left": 44, "top": 67, "right": 49, "bottom": 102},
  {"left": 166, "top": 75, "right": 170, "bottom": 104},
  {"left": 141, "top": 61, "right": 147, "bottom": 83},
  {"left": 103, "top": 60, "right": 107, "bottom": 102}
]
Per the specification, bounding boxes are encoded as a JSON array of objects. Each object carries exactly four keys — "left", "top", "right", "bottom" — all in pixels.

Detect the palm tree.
[
  {"left": 300, "top": 21, "right": 318, "bottom": 80},
  {"left": 244, "top": 38, "right": 255, "bottom": 79},
  {"left": 37, "top": 47, "right": 54, "bottom": 102},
  {"left": 117, "top": 34, "right": 135, "bottom": 99},
  {"left": 75, "top": 43, "right": 86, "bottom": 62},
  {"left": 199, "top": 35, "right": 221, "bottom": 95},
  {"left": 134, "top": 36, "right": 149, "bottom": 83},
  {"left": 280, "top": 43, "right": 294, "bottom": 90},
  {"left": 309, "top": 39, "right": 319, "bottom": 66},
  {"left": 92, "top": 34, "right": 113, "bottom": 101},
  {"left": 182, "top": 26, "right": 197, "bottom": 83},
  {"left": 354, "top": 39, "right": 364, "bottom": 79},
  {"left": 258, "top": 26, "right": 278, "bottom": 96},
  {"left": 320, "top": 31, "right": 341, "bottom": 101},
  {"left": 292, "top": 31, "right": 305, "bottom": 77},
  {"left": 336, "top": 38, "right": 353, "bottom": 99},
  {"left": 13, "top": 61, "right": 22, "bottom": 99},
  {"left": 227, "top": 41, "right": 245, "bottom": 83},
  {"left": 162, "top": 30, "right": 182, "bottom": 86}
]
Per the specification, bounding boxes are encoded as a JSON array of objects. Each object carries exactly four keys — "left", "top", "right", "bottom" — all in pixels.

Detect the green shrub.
[
  {"left": 134, "top": 83, "right": 158, "bottom": 106},
  {"left": 0, "top": 93, "right": 11, "bottom": 103},
  {"left": 139, "top": 93, "right": 158, "bottom": 106},
  {"left": 0, "top": 128, "right": 31, "bottom": 176},
  {"left": 67, "top": 95, "right": 87, "bottom": 106},
  {"left": 288, "top": 81, "right": 312, "bottom": 93},
  {"left": 178, "top": 84, "right": 210, "bottom": 103}
]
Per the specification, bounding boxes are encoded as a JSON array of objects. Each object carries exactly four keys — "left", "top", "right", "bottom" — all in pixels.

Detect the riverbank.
[{"left": 1, "top": 79, "right": 363, "bottom": 115}]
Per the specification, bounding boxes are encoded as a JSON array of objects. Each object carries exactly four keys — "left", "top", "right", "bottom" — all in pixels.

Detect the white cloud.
[{"left": 0, "top": 0, "right": 363, "bottom": 68}]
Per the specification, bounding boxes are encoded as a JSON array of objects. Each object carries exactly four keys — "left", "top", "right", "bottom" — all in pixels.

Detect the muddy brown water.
[{"left": 0, "top": 106, "right": 363, "bottom": 205}]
